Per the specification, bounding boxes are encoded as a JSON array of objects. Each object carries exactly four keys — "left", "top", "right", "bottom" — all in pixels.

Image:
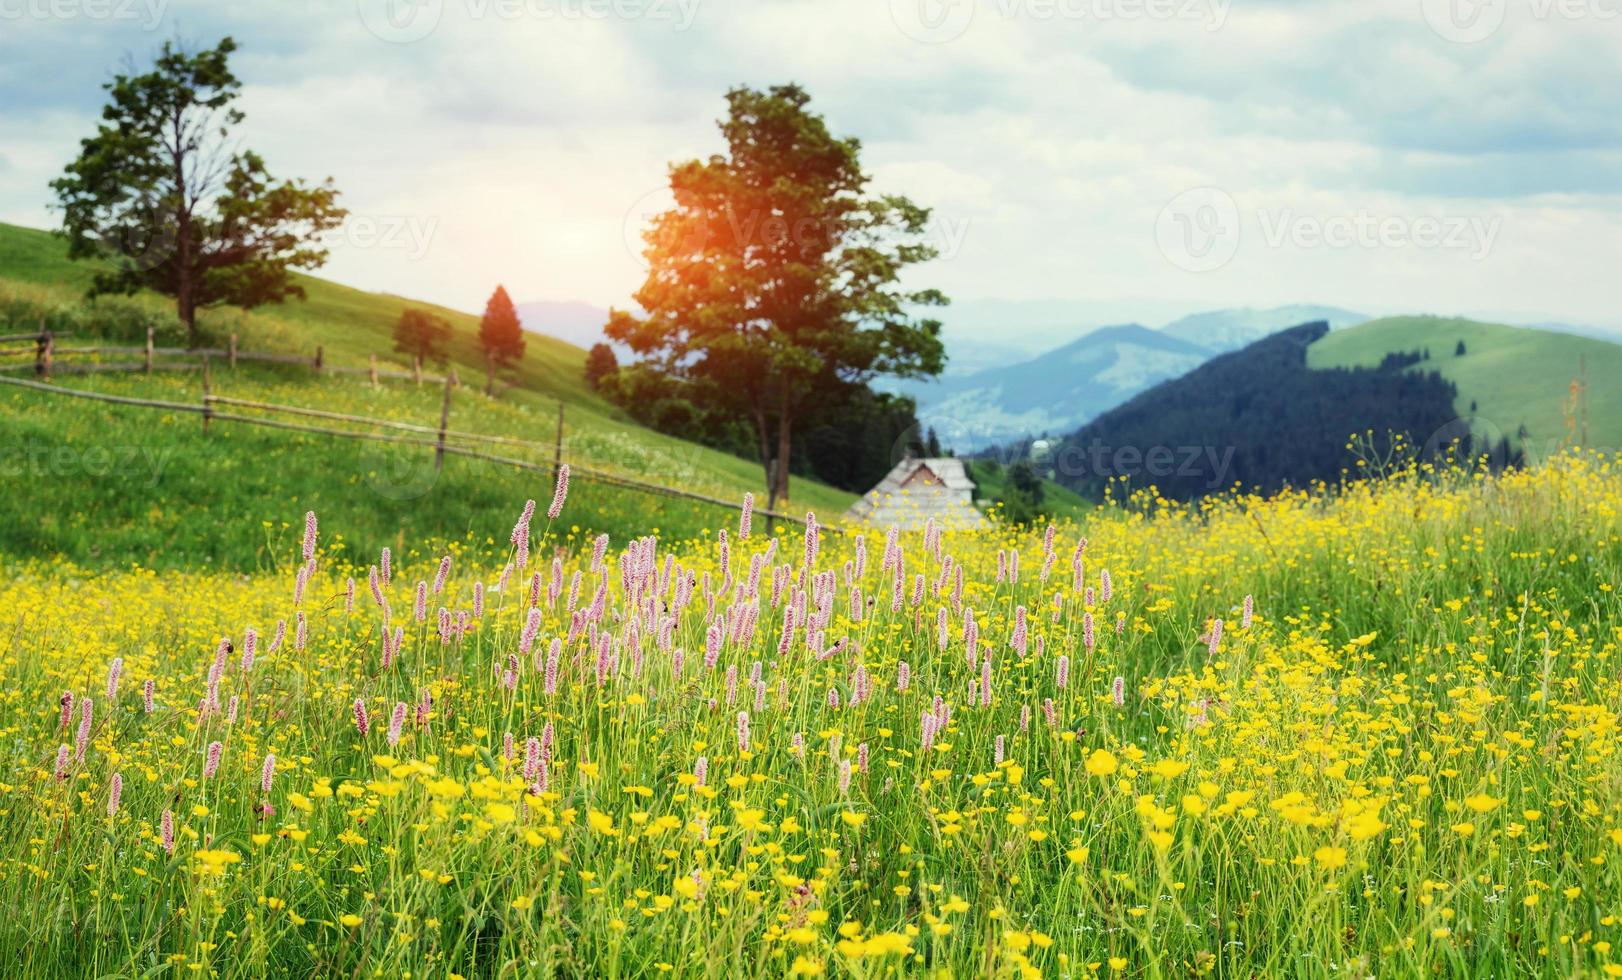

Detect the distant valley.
[{"left": 892, "top": 304, "right": 1367, "bottom": 448}]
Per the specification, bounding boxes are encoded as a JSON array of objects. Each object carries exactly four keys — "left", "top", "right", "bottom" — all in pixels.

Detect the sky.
[{"left": 1, "top": 0, "right": 1619, "bottom": 344}]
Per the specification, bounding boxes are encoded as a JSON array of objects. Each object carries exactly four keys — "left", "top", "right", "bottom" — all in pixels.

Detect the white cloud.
[{"left": 1, "top": 0, "right": 1618, "bottom": 329}]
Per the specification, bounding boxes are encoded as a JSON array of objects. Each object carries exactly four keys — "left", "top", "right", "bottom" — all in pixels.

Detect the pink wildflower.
[{"left": 547, "top": 464, "right": 570, "bottom": 520}]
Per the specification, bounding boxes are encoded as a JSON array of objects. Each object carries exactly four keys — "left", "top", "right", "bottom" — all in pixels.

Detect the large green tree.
[
  {"left": 52, "top": 37, "right": 345, "bottom": 346},
  {"left": 607, "top": 84, "right": 947, "bottom": 510}
]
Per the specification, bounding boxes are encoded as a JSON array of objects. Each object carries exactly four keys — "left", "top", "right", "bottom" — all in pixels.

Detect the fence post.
[
  {"left": 552, "top": 399, "right": 565, "bottom": 487},
  {"left": 313, "top": 345, "right": 324, "bottom": 375},
  {"left": 35, "top": 330, "right": 52, "bottom": 379},
  {"left": 202, "top": 353, "right": 213, "bottom": 435},
  {"left": 434, "top": 370, "right": 457, "bottom": 471},
  {"left": 413, "top": 355, "right": 422, "bottom": 386},
  {"left": 229, "top": 333, "right": 238, "bottom": 369},
  {"left": 369, "top": 354, "right": 379, "bottom": 387},
  {"left": 144, "top": 327, "right": 154, "bottom": 374}
]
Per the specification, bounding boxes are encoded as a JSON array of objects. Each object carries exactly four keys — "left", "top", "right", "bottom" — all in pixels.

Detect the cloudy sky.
[{"left": 2, "top": 0, "right": 1619, "bottom": 342}]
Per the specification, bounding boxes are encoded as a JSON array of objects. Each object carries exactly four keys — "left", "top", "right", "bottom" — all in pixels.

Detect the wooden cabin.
[{"left": 843, "top": 456, "right": 989, "bottom": 530}]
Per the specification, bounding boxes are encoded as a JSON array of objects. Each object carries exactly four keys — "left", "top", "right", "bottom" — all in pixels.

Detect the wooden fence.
[
  {"left": 0, "top": 329, "right": 448, "bottom": 386},
  {"left": 0, "top": 367, "right": 808, "bottom": 527}
]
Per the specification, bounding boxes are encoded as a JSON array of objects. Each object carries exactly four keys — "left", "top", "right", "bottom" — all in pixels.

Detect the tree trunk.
[
  {"left": 178, "top": 290, "right": 197, "bottom": 348},
  {"left": 773, "top": 406, "right": 793, "bottom": 514},
  {"left": 753, "top": 405, "right": 777, "bottom": 509},
  {"left": 171, "top": 107, "right": 198, "bottom": 348}
]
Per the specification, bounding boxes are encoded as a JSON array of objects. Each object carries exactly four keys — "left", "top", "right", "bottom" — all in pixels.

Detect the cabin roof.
[
  {"left": 842, "top": 457, "right": 987, "bottom": 528},
  {"left": 870, "top": 456, "right": 975, "bottom": 494}
]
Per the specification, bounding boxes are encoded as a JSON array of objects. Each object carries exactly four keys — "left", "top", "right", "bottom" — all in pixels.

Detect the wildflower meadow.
[{"left": 2, "top": 455, "right": 1621, "bottom": 978}]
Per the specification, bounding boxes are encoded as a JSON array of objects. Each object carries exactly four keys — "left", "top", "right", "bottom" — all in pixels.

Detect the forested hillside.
[{"left": 1039, "top": 322, "right": 1471, "bottom": 500}]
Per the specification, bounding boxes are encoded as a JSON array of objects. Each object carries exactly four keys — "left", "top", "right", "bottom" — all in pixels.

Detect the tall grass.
[{"left": 0, "top": 454, "right": 1617, "bottom": 977}]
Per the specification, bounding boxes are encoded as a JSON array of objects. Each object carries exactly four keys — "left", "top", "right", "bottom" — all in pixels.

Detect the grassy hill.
[
  {"left": 0, "top": 221, "right": 860, "bottom": 567},
  {"left": 1307, "top": 316, "right": 1622, "bottom": 457},
  {"left": 0, "top": 221, "right": 602, "bottom": 407}
]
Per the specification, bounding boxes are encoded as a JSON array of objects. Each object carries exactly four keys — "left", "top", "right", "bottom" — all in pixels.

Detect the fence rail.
[
  {"left": 0, "top": 329, "right": 449, "bottom": 386},
  {"left": 0, "top": 368, "right": 808, "bottom": 527}
]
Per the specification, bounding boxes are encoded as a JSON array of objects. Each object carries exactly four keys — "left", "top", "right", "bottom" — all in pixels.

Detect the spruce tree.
[{"left": 479, "top": 285, "right": 526, "bottom": 367}]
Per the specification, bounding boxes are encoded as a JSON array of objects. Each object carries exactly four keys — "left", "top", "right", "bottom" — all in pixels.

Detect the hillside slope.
[
  {"left": 0, "top": 221, "right": 860, "bottom": 565},
  {"left": 0, "top": 222, "right": 599, "bottom": 406},
  {"left": 1046, "top": 322, "right": 1462, "bottom": 500},
  {"left": 1306, "top": 316, "right": 1622, "bottom": 456}
]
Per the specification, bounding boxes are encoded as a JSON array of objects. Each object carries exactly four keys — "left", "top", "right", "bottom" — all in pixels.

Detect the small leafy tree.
[
  {"left": 608, "top": 84, "right": 947, "bottom": 510},
  {"left": 478, "top": 285, "right": 526, "bottom": 367},
  {"left": 584, "top": 342, "right": 619, "bottom": 389},
  {"left": 51, "top": 37, "right": 345, "bottom": 346},
  {"left": 393, "top": 308, "right": 452, "bottom": 366},
  {"left": 1455, "top": 339, "right": 1468, "bottom": 356}
]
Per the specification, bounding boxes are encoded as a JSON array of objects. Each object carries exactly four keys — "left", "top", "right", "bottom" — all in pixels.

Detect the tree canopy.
[
  {"left": 51, "top": 37, "right": 345, "bottom": 345},
  {"left": 606, "top": 84, "right": 947, "bottom": 509},
  {"left": 584, "top": 342, "right": 619, "bottom": 390},
  {"left": 393, "top": 308, "right": 453, "bottom": 366}
]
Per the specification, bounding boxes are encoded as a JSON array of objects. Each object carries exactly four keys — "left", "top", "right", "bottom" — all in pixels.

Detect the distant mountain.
[
  {"left": 1041, "top": 322, "right": 1465, "bottom": 501},
  {"left": 930, "top": 297, "right": 1199, "bottom": 374},
  {"left": 515, "top": 300, "right": 611, "bottom": 353},
  {"left": 1159, "top": 304, "right": 1368, "bottom": 352},
  {"left": 897, "top": 324, "right": 1212, "bottom": 450}
]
